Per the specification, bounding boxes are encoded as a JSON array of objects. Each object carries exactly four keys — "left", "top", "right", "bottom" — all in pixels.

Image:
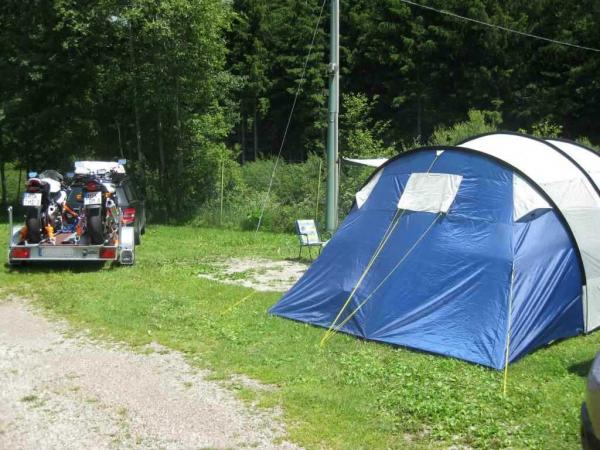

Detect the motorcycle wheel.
[
  {"left": 87, "top": 210, "right": 104, "bottom": 245},
  {"left": 26, "top": 209, "right": 42, "bottom": 243}
]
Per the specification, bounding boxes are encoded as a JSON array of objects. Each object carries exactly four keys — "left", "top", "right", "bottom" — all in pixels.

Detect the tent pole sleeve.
[{"left": 503, "top": 262, "right": 515, "bottom": 397}]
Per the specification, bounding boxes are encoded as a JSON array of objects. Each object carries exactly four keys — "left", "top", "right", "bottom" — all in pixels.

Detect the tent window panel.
[
  {"left": 513, "top": 174, "right": 552, "bottom": 221},
  {"left": 397, "top": 173, "right": 463, "bottom": 214},
  {"left": 355, "top": 169, "right": 384, "bottom": 208}
]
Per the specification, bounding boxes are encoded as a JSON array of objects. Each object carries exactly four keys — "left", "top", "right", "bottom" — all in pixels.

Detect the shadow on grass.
[
  {"left": 4, "top": 261, "right": 108, "bottom": 273},
  {"left": 285, "top": 256, "right": 313, "bottom": 265},
  {"left": 568, "top": 359, "right": 594, "bottom": 378}
]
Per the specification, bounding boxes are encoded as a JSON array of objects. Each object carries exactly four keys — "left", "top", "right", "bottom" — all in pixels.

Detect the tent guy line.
[
  {"left": 271, "top": 133, "right": 600, "bottom": 369},
  {"left": 321, "top": 212, "right": 444, "bottom": 348},
  {"left": 320, "top": 152, "right": 443, "bottom": 346},
  {"left": 255, "top": 0, "right": 328, "bottom": 234}
]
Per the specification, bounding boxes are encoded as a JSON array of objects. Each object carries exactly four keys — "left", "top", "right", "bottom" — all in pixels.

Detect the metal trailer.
[{"left": 6, "top": 206, "right": 136, "bottom": 266}]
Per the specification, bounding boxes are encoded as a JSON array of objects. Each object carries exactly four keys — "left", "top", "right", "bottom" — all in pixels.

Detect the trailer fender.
[{"left": 119, "top": 226, "right": 135, "bottom": 265}]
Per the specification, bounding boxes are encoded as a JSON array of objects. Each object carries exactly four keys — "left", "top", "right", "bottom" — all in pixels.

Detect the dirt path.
[
  {"left": 0, "top": 297, "right": 299, "bottom": 450},
  {"left": 198, "top": 258, "right": 308, "bottom": 292}
]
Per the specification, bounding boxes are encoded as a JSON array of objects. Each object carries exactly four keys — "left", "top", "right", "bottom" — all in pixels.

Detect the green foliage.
[
  {"left": 340, "top": 93, "right": 396, "bottom": 158},
  {"left": 0, "top": 0, "right": 233, "bottom": 220},
  {"left": 2, "top": 0, "right": 600, "bottom": 221},
  {"left": 193, "top": 154, "right": 326, "bottom": 232},
  {"left": 577, "top": 136, "right": 600, "bottom": 152},
  {"left": 429, "top": 110, "right": 502, "bottom": 146},
  {"left": 1, "top": 223, "right": 596, "bottom": 449},
  {"left": 521, "top": 119, "right": 564, "bottom": 138}
]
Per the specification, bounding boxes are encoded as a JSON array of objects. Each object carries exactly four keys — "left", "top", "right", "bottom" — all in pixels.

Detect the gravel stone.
[{"left": 0, "top": 298, "right": 301, "bottom": 450}]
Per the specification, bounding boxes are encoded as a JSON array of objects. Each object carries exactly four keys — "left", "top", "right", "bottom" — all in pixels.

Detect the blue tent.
[{"left": 270, "top": 135, "right": 600, "bottom": 369}]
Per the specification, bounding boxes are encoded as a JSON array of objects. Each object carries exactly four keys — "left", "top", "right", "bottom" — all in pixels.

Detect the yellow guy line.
[
  {"left": 320, "top": 208, "right": 404, "bottom": 346},
  {"left": 222, "top": 291, "right": 257, "bottom": 316},
  {"left": 321, "top": 212, "right": 443, "bottom": 346},
  {"left": 320, "top": 153, "right": 443, "bottom": 345},
  {"left": 320, "top": 153, "right": 443, "bottom": 347}
]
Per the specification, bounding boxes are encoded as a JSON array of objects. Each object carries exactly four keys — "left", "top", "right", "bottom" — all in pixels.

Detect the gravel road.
[{"left": 0, "top": 297, "right": 300, "bottom": 450}]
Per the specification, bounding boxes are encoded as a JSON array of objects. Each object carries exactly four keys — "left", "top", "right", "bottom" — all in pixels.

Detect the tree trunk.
[
  {"left": 156, "top": 110, "right": 171, "bottom": 219},
  {"left": 416, "top": 95, "right": 422, "bottom": 140},
  {"left": 253, "top": 98, "right": 258, "bottom": 160},
  {"left": 128, "top": 24, "right": 145, "bottom": 190},
  {"left": 116, "top": 120, "right": 124, "bottom": 159},
  {"left": 134, "top": 99, "right": 143, "bottom": 165},
  {"left": 173, "top": 90, "right": 184, "bottom": 215},
  {"left": 174, "top": 91, "right": 183, "bottom": 179},
  {"left": 157, "top": 111, "right": 165, "bottom": 188},
  {"left": 0, "top": 161, "right": 7, "bottom": 209},
  {"left": 15, "top": 167, "right": 22, "bottom": 205},
  {"left": 240, "top": 111, "right": 246, "bottom": 164}
]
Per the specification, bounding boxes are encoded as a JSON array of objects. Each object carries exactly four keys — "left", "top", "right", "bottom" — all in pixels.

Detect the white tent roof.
[
  {"left": 460, "top": 133, "right": 600, "bottom": 332},
  {"left": 546, "top": 139, "right": 600, "bottom": 192}
]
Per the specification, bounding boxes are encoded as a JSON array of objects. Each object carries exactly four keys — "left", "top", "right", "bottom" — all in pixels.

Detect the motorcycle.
[
  {"left": 75, "top": 170, "right": 121, "bottom": 245},
  {"left": 22, "top": 170, "right": 68, "bottom": 243}
]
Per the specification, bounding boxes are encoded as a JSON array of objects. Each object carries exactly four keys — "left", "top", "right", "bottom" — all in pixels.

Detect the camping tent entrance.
[{"left": 270, "top": 147, "right": 584, "bottom": 369}]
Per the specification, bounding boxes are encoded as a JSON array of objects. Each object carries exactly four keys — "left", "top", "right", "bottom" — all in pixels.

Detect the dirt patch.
[
  {"left": 198, "top": 258, "right": 308, "bottom": 292},
  {"left": 0, "top": 297, "right": 300, "bottom": 450}
]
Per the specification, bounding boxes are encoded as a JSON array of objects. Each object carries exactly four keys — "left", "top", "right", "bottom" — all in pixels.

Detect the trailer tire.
[
  {"left": 26, "top": 210, "right": 42, "bottom": 243},
  {"left": 134, "top": 224, "right": 141, "bottom": 245},
  {"left": 87, "top": 211, "right": 104, "bottom": 245}
]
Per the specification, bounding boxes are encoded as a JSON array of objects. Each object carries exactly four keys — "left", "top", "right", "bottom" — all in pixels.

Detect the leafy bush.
[
  {"left": 192, "top": 154, "right": 327, "bottom": 232},
  {"left": 190, "top": 107, "right": 600, "bottom": 234},
  {"left": 429, "top": 110, "right": 502, "bottom": 145},
  {"left": 341, "top": 93, "right": 396, "bottom": 158}
]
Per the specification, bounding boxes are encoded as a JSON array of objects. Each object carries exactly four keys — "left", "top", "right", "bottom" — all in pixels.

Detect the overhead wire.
[
  {"left": 255, "top": 0, "right": 328, "bottom": 234},
  {"left": 398, "top": 0, "right": 600, "bottom": 53}
]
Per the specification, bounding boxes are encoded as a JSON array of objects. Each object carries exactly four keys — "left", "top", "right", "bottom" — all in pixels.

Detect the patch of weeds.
[
  {"left": 139, "top": 346, "right": 155, "bottom": 355},
  {"left": 224, "top": 270, "right": 253, "bottom": 281},
  {"left": 21, "top": 394, "right": 45, "bottom": 408},
  {"left": 231, "top": 384, "right": 259, "bottom": 404},
  {"left": 196, "top": 262, "right": 221, "bottom": 275}
]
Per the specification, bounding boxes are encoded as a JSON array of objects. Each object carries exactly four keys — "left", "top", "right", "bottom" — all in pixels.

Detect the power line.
[
  {"left": 399, "top": 0, "right": 600, "bottom": 53},
  {"left": 255, "top": 0, "right": 328, "bottom": 233}
]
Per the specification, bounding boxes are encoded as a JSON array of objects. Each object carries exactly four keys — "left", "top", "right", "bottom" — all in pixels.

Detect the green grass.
[{"left": 0, "top": 223, "right": 597, "bottom": 449}]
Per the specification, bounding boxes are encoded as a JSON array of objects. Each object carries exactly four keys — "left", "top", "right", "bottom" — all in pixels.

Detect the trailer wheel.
[
  {"left": 134, "top": 224, "right": 141, "bottom": 245},
  {"left": 87, "top": 211, "right": 104, "bottom": 245},
  {"left": 25, "top": 210, "right": 42, "bottom": 243}
]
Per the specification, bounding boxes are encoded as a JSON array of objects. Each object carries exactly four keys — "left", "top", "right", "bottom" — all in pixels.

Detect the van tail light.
[
  {"left": 27, "top": 179, "right": 41, "bottom": 192},
  {"left": 11, "top": 247, "right": 30, "bottom": 259},
  {"left": 85, "top": 181, "right": 99, "bottom": 192},
  {"left": 122, "top": 207, "right": 136, "bottom": 225},
  {"left": 99, "top": 247, "right": 116, "bottom": 259}
]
